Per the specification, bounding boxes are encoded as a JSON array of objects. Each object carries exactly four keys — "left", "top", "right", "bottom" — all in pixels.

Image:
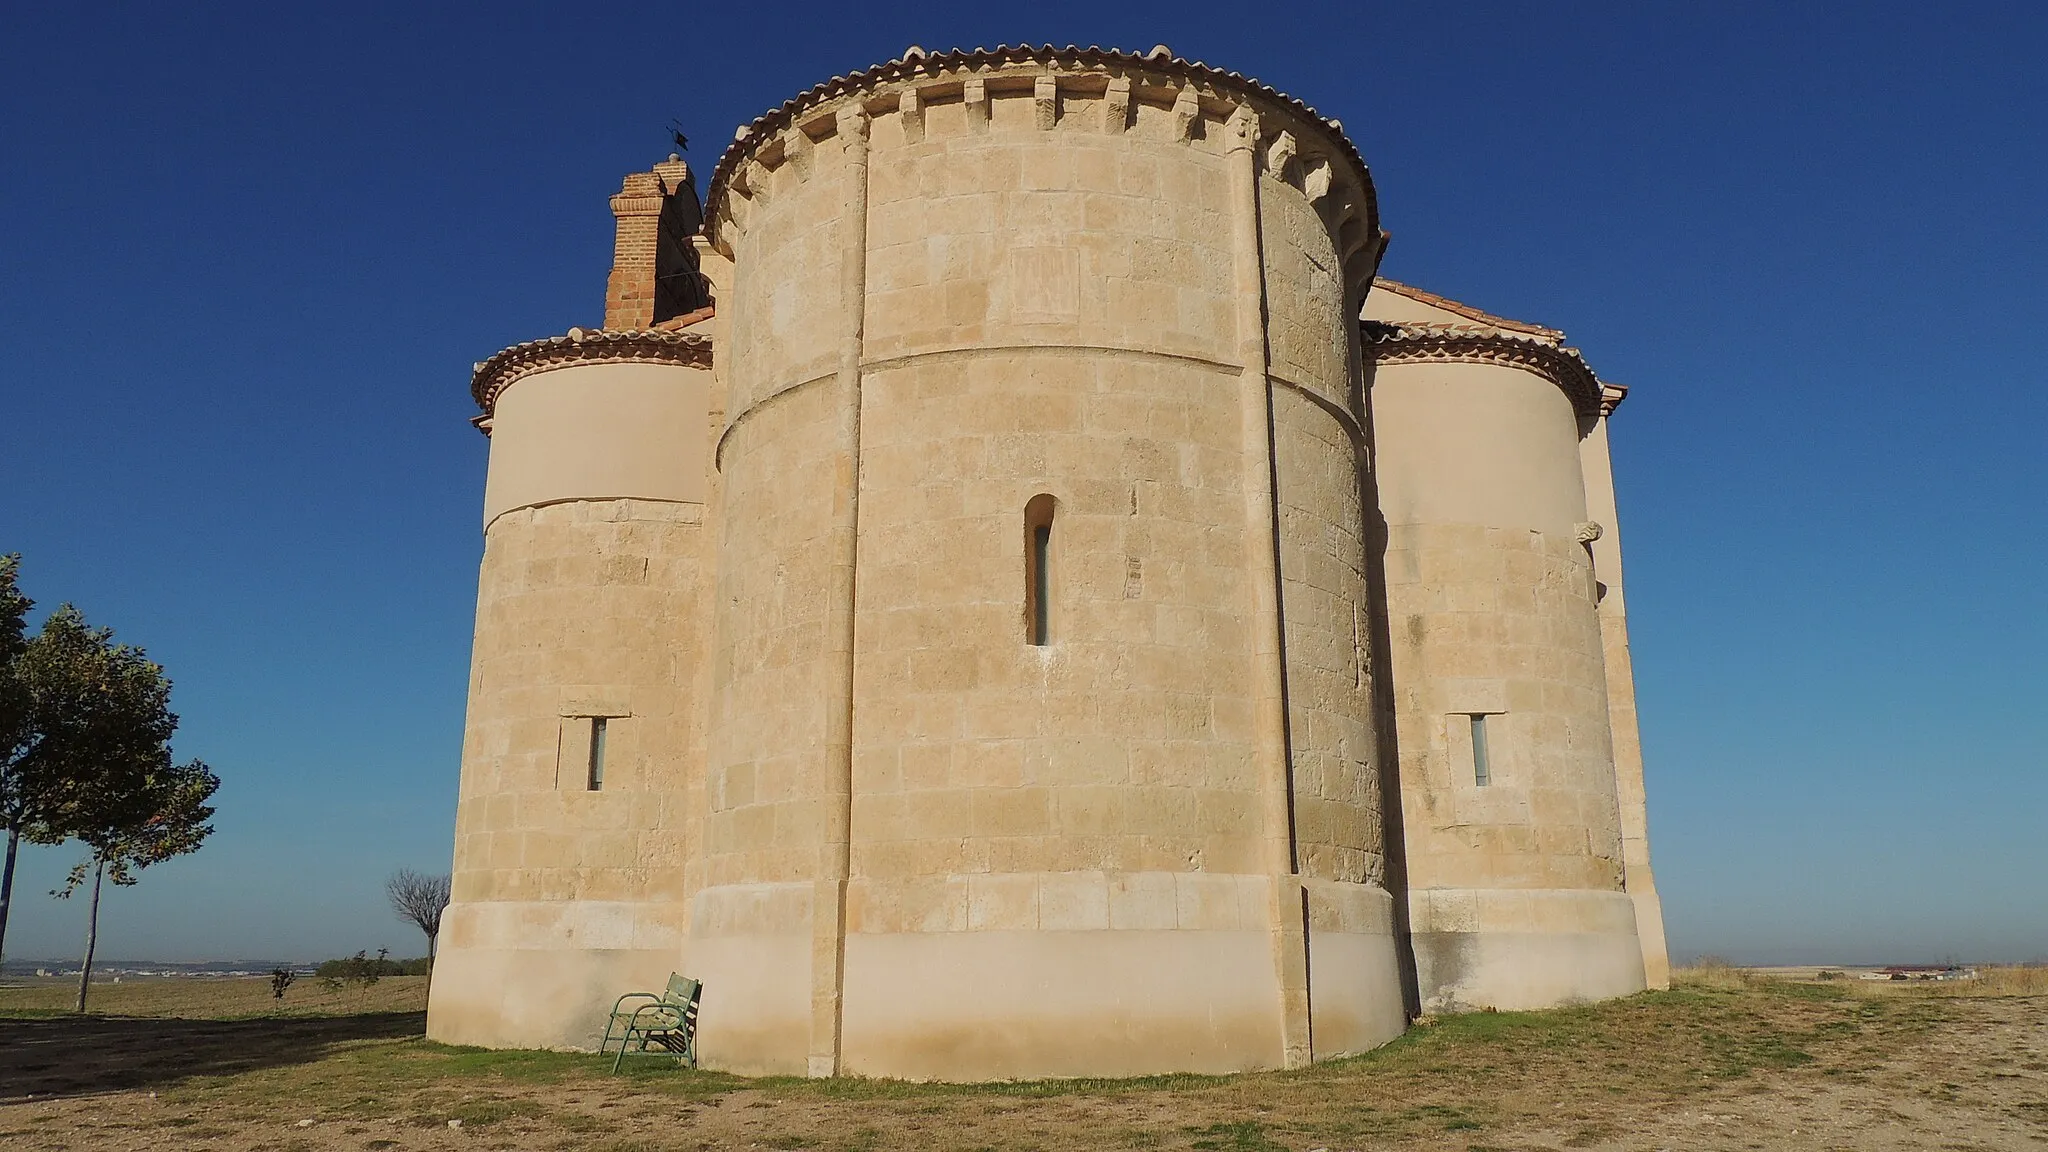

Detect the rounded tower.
[
  {"left": 690, "top": 46, "right": 1404, "bottom": 1079},
  {"left": 429, "top": 324, "right": 714, "bottom": 1049},
  {"left": 1362, "top": 281, "right": 1647, "bottom": 1011}
]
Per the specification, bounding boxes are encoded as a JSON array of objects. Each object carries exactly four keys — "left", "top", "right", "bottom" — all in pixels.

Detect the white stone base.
[
  {"left": 1407, "top": 887, "right": 1646, "bottom": 1012},
  {"left": 683, "top": 876, "right": 1409, "bottom": 1080},
  {"left": 427, "top": 899, "right": 687, "bottom": 1050}
]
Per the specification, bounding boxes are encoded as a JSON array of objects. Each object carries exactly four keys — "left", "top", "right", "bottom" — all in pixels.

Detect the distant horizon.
[{"left": 0, "top": 955, "right": 433, "bottom": 970}]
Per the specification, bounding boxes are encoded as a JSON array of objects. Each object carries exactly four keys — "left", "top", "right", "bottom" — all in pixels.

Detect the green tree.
[
  {"left": 56, "top": 752, "right": 218, "bottom": 1012},
  {"left": 0, "top": 554, "right": 35, "bottom": 961},
  {"left": 1, "top": 600, "right": 178, "bottom": 963}
]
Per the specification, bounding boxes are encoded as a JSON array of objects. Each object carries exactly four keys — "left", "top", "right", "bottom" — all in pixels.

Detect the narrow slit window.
[
  {"left": 1024, "top": 495, "right": 1056, "bottom": 646},
  {"left": 587, "top": 717, "right": 608, "bottom": 791},
  {"left": 1469, "top": 714, "right": 1492, "bottom": 787}
]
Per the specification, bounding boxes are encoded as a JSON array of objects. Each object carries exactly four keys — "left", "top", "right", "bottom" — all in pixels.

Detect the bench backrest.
[{"left": 664, "top": 974, "right": 701, "bottom": 1010}]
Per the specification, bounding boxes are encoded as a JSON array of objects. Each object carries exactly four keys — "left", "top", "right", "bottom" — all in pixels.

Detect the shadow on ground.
[{"left": 0, "top": 1011, "right": 426, "bottom": 1100}]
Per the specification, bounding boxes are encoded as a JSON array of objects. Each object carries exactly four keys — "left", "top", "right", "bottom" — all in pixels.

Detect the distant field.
[
  {"left": 0, "top": 974, "right": 428, "bottom": 1019},
  {"left": 2, "top": 968, "right": 2045, "bottom": 1151}
]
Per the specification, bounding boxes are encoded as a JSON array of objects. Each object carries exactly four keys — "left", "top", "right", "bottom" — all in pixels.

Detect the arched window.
[{"left": 1024, "top": 495, "right": 1056, "bottom": 646}]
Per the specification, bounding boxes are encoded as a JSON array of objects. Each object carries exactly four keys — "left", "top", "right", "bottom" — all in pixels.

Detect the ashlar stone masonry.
[{"left": 428, "top": 44, "right": 1670, "bottom": 1082}]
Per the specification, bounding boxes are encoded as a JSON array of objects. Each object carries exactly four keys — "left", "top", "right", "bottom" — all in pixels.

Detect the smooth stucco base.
[
  {"left": 1302, "top": 878, "right": 1408, "bottom": 1057},
  {"left": 842, "top": 929, "right": 1283, "bottom": 1080},
  {"left": 684, "top": 882, "right": 816, "bottom": 1076},
  {"left": 686, "top": 885, "right": 1408, "bottom": 1080},
  {"left": 1408, "top": 888, "right": 1646, "bottom": 1012},
  {"left": 1305, "top": 928, "right": 1409, "bottom": 1057},
  {"left": 428, "top": 901, "right": 684, "bottom": 1050}
]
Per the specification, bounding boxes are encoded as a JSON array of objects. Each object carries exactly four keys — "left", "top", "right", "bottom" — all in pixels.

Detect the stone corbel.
[
  {"left": 1104, "top": 75, "right": 1131, "bottom": 133},
  {"left": 1344, "top": 228, "right": 1390, "bottom": 304},
  {"left": 1302, "top": 159, "right": 1333, "bottom": 205},
  {"left": 1224, "top": 104, "right": 1259, "bottom": 154},
  {"left": 1172, "top": 86, "right": 1201, "bottom": 142},
  {"left": 899, "top": 88, "right": 923, "bottom": 144},
  {"left": 836, "top": 104, "right": 870, "bottom": 146},
  {"left": 740, "top": 158, "right": 773, "bottom": 211},
  {"left": 692, "top": 234, "right": 730, "bottom": 296},
  {"left": 963, "top": 76, "right": 989, "bottom": 133},
  {"left": 1265, "top": 131, "right": 1297, "bottom": 182},
  {"left": 1034, "top": 75, "right": 1057, "bottom": 130},
  {"left": 704, "top": 214, "right": 735, "bottom": 260},
  {"left": 785, "top": 127, "right": 815, "bottom": 181},
  {"left": 722, "top": 180, "right": 753, "bottom": 236}
]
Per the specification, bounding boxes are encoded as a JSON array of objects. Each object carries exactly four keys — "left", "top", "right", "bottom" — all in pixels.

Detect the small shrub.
[
  {"left": 1816, "top": 970, "right": 1845, "bottom": 981},
  {"left": 269, "top": 968, "right": 297, "bottom": 999},
  {"left": 321, "top": 949, "right": 389, "bottom": 996},
  {"left": 1675, "top": 955, "right": 1764, "bottom": 991},
  {"left": 315, "top": 952, "right": 431, "bottom": 979}
]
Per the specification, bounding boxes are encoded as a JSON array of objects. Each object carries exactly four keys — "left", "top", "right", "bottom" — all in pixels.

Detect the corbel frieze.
[
  {"left": 470, "top": 328, "right": 714, "bottom": 422},
  {"left": 1366, "top": 323, "right": 1606, "bottom": 417}
]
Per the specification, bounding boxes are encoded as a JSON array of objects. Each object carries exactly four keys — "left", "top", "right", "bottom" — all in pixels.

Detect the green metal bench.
[{"left": 600, "top": 973, "right": 701, "bottom": 1073}]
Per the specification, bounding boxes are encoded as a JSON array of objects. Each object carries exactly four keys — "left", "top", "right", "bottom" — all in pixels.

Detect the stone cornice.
[
  {"left": 705, "top": 44, "right": 1377, "bottom": 241},
  {"left": 1364, "top": 321, "right": 1607, "bottom": 418},
  {"left": 469, "top": 327, "right": 713, "bottom": 425}
]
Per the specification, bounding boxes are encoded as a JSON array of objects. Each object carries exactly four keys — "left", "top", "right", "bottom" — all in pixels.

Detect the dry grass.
[
  {"left": 0, "top": 973, "right": 428, "bottom": 1018},
  {"left": 1720, "top": 962, "right": 2048, "bottom": 999},
  {"left": 2, "top": 970, "right": 2044, "bottom": 1151},
  {"left": 1935, "top": 964, "right": 2048, "bottom": 997}
]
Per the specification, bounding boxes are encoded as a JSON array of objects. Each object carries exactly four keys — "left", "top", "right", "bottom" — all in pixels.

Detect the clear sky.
[{"left": 1, "top": 2, "right": 2042, "bottom": 967}]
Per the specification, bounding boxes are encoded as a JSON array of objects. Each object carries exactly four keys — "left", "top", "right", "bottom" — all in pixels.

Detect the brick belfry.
[{"left": 431, "top": 45, "right": 1669, "bottom": 1080}]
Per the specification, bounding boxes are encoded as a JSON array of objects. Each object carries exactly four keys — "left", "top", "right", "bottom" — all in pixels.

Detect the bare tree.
[{"left": 386, "top": 869, "right": 450, "bottom": 962}]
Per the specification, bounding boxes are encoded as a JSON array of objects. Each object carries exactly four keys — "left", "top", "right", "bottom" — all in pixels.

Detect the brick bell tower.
[{"left": 604, "top": 156, "right": 710, "bottom": 330}]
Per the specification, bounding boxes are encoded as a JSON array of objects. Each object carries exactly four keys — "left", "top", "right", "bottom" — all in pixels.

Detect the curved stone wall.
[
  {"left": 1262, "top": 164, "right": 1403, "bottom": 1054},
  {"left": 430, "top": 358, "right": 710, "bottom": 1050},
  {"left": 696, "top": 54, "right": 1398, "bottom": 1079},
  {"left": 480, "top": 360, "right": 710, "bottom": 525},
  {"left": 1367, "top": 356, "right": 1645, "bottom": 1011},
  {"left": 431, "top": 47, "right": 1667, "bottom": 1078}
]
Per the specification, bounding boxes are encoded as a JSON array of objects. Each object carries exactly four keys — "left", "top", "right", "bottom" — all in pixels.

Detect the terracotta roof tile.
[
  {"left": 1364, "top": 320, "right": 1610, "bottom": 417},
  {"left": 1370, "top": 278, "right": 1563, "bottom": 340},
  {"left": 469, "top": 327, "right": 712, "bottom": 419}
]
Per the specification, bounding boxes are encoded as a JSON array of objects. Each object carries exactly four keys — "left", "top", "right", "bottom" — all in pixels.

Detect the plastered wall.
[{"left": 481, "top": 361, "right": 709, "bottom": 525}]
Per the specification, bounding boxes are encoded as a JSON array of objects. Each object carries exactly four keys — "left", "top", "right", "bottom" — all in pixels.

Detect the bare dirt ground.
[{"left": 3, "top": 969, "right": 2046, "bottom": 1151}]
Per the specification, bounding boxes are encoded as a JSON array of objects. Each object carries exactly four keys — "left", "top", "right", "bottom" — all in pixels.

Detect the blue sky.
[{"left": 1, "top": 3, "right": 2041, "bottom": 966}]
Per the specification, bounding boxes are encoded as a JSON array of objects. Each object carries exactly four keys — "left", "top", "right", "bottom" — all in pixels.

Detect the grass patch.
[
  {"left": 0, "top": 975, "right": 428, "bottom": 1020},
  {"left": 5, "top": 967, "right": 2034, "bottom": 1150},
  {"left": 1185, "top": 1121, "right": 1289, "bottom": 1151}
]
